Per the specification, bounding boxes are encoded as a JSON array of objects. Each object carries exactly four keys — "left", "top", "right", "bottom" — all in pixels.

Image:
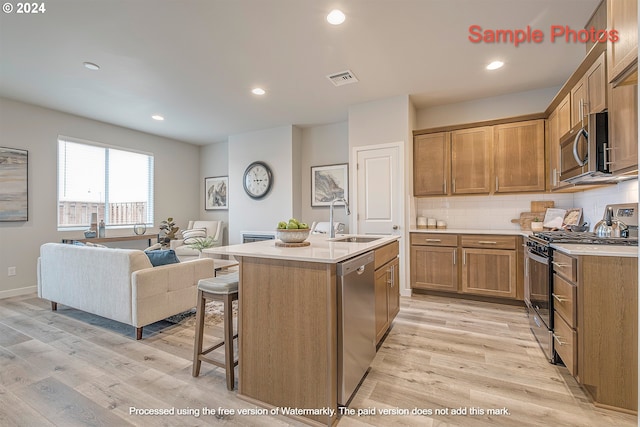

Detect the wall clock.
[{"left": 243, "top": 161, "right": 273, "bottom": 199}]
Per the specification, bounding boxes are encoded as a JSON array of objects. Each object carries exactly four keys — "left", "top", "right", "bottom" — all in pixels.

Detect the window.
[{"left": 57, "top": 136, "right": 154, "bottom": 230}]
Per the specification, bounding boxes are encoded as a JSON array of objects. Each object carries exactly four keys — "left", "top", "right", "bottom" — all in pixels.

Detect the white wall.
[
  {"left": 572, "top": 180, "right": 639, "bottom": 226},
  {"left": 0, "top": 98, "right": 202, "bottom": 297},
  {"left": 227, "top": 125, "right": 300, "bottom": 244},
  {"left": 300, "top": 121, "right": 349, "bottom": 230},
  {"left": 415, "top": 86, "right": 561, "bottom": 129},
  {"left": 200, "top": 141, "right": 230, "bottom": 244},
  {"left": 348, "top": 95, "right": 411, "bottom": 296}
]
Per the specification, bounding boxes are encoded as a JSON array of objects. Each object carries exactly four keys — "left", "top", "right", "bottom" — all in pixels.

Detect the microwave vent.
[{"left": 327, "top": 70, "right": 358, "bottom": 87}]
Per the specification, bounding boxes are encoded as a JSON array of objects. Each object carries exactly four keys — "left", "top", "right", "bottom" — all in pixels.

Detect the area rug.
[{"left": 165, "top": 300, "right": 238, "bottom": 327}]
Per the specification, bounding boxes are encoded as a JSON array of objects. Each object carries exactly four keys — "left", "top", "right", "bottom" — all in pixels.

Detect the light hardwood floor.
[{"left": 0, "top": 292, "right": 636, "bottom": 427}]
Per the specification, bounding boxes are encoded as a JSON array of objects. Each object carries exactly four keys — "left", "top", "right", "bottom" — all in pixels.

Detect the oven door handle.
[{"left": 527, "top": 249, "right": 549, "bottom": 265}]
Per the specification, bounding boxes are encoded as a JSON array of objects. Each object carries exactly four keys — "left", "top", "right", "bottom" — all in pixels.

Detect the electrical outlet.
[{"left": 8, "top": 267, "right": 16, "bottom": 276}]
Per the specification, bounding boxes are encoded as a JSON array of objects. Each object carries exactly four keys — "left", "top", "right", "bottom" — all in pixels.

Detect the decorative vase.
[{"left": 134, "top": 223, "right": 147, "bottom": 235}]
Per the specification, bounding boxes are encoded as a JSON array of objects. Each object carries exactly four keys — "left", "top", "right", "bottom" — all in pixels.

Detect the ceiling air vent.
[{"left": 327, "top": 70, "right": 358, "bottom": 87}]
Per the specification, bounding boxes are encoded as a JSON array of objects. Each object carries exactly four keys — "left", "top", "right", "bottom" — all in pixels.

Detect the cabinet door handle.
[
  {"left": 525, "top": 257, "right": 529, "bottom": 277},
  {"left": 478, "top": 241, "right": 498, "bottom": 244},
  {"left": 463, "top": 249, "right": 466, "bottom": 265},
  {"left": 552, "top": 168, "right": 557, "bottom": 187},
  {"left": 552, "top": 261, "right": 569, "bottom": 268},
  {"left": 425, "top": 238, "right": 442, "bottom": 242},
  {"left": 495, "top": 176, "right": 499, "bottom": 192},
  {"left": 552, "top": 293, "right": 567, "bottom": 303},
  {"left": 453, "top": 250, "right": 456, "bottom": 265},
  {"left": 553, "top": 333, "right": 567, "bottom": 346},
  {"left": 452, "top": 178, "right": 456, "bottom": 193}
]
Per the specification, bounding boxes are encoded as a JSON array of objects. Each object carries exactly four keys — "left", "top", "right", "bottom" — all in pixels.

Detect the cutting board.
[
  {"left": 531, "top": 200, "right": 555, "bottom": 212},
  {"left": 511, "top": 212, "right": 547, "bottom": 231}
]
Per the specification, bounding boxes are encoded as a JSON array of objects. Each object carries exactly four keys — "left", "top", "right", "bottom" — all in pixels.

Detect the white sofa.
[
  {"left": 170, "top": 220, "right": 224, "bottom": 261},
  {"left": 37, "top": 243, "right": 214, "bottom": 339}
]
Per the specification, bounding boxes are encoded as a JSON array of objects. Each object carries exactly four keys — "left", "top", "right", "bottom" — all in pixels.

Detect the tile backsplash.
[{"left": 414, "top": 179, "right": 638, "bottom": 231}]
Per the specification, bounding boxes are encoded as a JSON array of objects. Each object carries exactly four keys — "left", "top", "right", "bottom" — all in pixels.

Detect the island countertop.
[{"left": 204, "top": 233, "right": 400, "bottom": 263}]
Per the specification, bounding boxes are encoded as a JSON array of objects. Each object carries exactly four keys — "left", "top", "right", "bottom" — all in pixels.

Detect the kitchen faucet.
[{"left": 329, "top": 197, "right": 350, "bottom": 238}]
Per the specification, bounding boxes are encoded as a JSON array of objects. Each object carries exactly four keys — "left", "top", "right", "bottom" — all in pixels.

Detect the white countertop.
[
  {"left": 552, "top": 243, "right": 639, "bottom": 257},
  {"left": 205, "top": 234, "right": 400, "bottom": 263},
  {"left": 411, "top": 228, "right": 530, "bottom": 237}
]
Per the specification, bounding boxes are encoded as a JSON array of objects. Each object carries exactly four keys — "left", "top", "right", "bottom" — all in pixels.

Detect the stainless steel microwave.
[{"left": 559, "top": 111, "right": 611, "bottom": 184}]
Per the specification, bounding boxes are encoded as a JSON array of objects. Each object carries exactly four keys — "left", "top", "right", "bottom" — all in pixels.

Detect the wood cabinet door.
[
  {"left": 375, "top": 264, "right": 390, "bottom": 343},
  {"left": 493, "top": 120, "right": 545, "bottom": 193},
  {"left": 547, "top": 110, "right": 559, "bottom": 190},
  {"left": 608, "top": 83, "right": 638, "bottom": 173},
  {"left": 411, "top": 245, "right": 458, "bottom": 292},
  {"left": 607, "top": 0, "right": 638, "bottom": 85},
  {"left": 414, "top": 133, "right": 449, "bottom": 196},
  {"left": 586, "top": 52, "right": 607, "bottom": 114},
  {"left": 571, "top": 78, "right": 587, "bottom": 129},
  {"left": 461, "top": 248, "right": 516, "bottom": 299},
  {"left": 450, "top": 127, "right": 491, "bottom": 195},
  {"left": 388, "top": 257, "right": 400, "bottom": 321},
  {"left": 557, "top": 93, "right": 571, "bottom": 136}
]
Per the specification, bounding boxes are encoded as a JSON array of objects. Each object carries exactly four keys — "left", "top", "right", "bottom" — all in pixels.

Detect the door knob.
[{"left": 392, "top": 225, "right": 399, "bottom": 230}]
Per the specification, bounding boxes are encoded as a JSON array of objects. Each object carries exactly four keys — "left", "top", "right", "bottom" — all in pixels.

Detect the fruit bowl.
[{"left": 276, "top": 228, "right": 311, "bottom": 243}]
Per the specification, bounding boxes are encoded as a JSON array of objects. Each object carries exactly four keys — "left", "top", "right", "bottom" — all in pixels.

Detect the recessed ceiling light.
[
  {"left": 252, "top": 88, "right": 266, "bottom": 95},
  {"left": 83, "top": 62, "right": 100, "bottom": 71},
  {"left": 151, "top": 115, "right": 164, "bottom": 121},
  {"left": 327, "top": 9, "right": 346, "bottom": 25},
  {"left": 486, "top": 61, "right": 504, "bottom": 70}
]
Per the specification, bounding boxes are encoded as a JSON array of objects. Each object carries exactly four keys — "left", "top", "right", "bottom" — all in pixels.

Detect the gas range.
[{"left": 530, "top": 231, "right": 638, "bottom": 246}]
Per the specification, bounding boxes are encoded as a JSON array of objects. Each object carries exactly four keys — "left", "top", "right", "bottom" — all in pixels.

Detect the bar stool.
[{"left": 192, "top": 274, "right": 239, "bottom": 390}]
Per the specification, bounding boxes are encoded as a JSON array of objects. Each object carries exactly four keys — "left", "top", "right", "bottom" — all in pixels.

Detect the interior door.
[{"left": 355, "top": 145, "right": 402, "bottom": 236}]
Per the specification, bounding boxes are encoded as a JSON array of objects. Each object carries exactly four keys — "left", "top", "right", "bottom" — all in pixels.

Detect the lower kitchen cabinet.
[
  {"left": 410, "top": 233, "right": 522, "bottom": 302},
  {"left": 460, "top": 235, "right": 517, "bottom": 299},
  {"left": 551, "top": 249, "right": 638, "bottom": 413},
  {"left": 410, "top": 233, "right": 458, "bottom": 292},
  {"left": 461, "top": 248, "right": 517, "bottom": 298},
  {"left": 375, "top": 241, "right": 400, "bottom": 344},
  {"left": 578, "top": 254, "right": 637, "bottom": 413},
  {"left": 552, "top": 251, "right": 578, "bottom": 377}
]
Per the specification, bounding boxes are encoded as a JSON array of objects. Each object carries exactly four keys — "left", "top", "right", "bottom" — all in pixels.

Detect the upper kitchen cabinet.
[
  {"left": 450, "top": 127, "right": 492, "bottom": 195},
  {"left": 571, "top": 52, "right": 608, "bottom": 129},
  {"left": 549, "top": 95, "right": 573, "bottom": 191},
  {"left": 493, "top": 120, "right": 546, "bottom": 193},
  {"left": 414, "top": 132, "right": 449, "bottom": 196},
  {"left": 608, "top": 83, "right": 638, "bottom": 173},
  {"left": 607, "top": 0, "right": 638, "bottom": 86}
]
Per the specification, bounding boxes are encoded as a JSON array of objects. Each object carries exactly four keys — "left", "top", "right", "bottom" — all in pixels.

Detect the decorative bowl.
[{"left": 276, "top": 228, "right": 310, "bottom": 243}]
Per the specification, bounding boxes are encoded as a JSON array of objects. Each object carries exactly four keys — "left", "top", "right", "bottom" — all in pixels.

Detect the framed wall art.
[
  {"left": 311, "top": 163, "right": 348, "bottom": 207},
  {"left": 205, "top": 176, "right": 228, "bottom": 210},
  {"left": 0, "top": 147, "right": 28, "bottom": 221}
]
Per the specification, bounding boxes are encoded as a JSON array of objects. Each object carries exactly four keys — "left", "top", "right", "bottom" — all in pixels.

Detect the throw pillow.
[
  {"left": 145, "top": 249, "right": 180, "bottom": 267},
  {"left": 182, "top": 228, "right": 207, "bottom": 245}
]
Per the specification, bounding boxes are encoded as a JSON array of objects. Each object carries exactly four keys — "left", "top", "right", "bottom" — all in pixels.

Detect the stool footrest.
[{"left": 199, "top": 355, "right": 238, "bottom": 369}]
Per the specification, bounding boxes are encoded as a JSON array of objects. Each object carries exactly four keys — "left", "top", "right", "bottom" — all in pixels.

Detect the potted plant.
[
  {"left": 187, "top": 236, "right": 216, "bottom": 257},
  {"left": 531, "top": 217, "right": 544, "bottom": 232},
  {"left": 159, "top": 217, "right": 180, "bottom": 246}
]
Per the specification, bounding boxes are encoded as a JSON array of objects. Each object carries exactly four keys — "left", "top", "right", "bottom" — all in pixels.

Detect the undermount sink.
[{"left": 331, "top": 236, "right": 381, "bottom": 243}]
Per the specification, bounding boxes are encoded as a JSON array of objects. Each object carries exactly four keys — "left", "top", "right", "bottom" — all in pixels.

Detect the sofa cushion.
[
  {"left": 182, "top": 228, "right": 207, "bottom": 245},
  {"left": 145, "top": 249, "right": 180, "bottom": 267}
]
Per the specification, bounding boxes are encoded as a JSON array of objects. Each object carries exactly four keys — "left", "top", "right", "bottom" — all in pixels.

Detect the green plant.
[
  {"left": 159, "top": 217, "right": 179, "bottom": 240},
  {"left": 187, "top": 236, "right": 216, "bottom": 253},
  {"left": 533, "top": 217, "right": 541, "bottom": 222}
]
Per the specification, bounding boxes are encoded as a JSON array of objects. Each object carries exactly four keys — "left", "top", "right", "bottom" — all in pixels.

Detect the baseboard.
[{"left": 0, "top": 286, "right": 37, "bottom": 299}]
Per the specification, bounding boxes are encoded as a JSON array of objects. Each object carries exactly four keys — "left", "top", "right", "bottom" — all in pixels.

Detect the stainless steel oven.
[{"left": 525, "top": 238, "right": 554, "bottom": 362}]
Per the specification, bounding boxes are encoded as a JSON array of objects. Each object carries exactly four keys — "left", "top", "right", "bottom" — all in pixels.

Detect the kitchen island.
[{"left": 208, "top": 234, "right": 400, "bottom": 426}]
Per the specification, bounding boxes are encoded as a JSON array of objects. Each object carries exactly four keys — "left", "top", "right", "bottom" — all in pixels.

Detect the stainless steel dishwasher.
[{"left": 337, "top": 250, "right": 376, "bottom": 405}]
